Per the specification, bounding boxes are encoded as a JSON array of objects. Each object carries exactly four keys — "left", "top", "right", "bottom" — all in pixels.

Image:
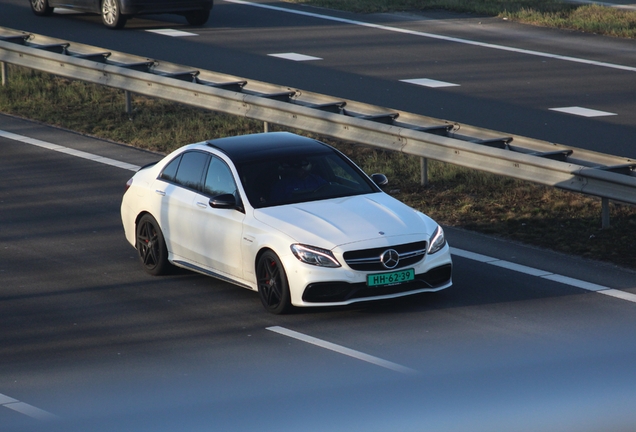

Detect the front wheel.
[
  {"left": 136, "top": 214, "right": 171, "bottom": 276},
  {"left": 257, "top": 251, "right": 292, "bottom": 314},
  {"left": 102, "top": 0, "right": 127, "bottom": 29},
  {"left": 31, "top": 0, "right": 53, "bottom": 16}
]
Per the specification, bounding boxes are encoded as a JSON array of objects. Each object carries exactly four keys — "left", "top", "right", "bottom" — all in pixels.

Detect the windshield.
[{"left": 236, "top": 148, "right": 379, "bottom": 208}]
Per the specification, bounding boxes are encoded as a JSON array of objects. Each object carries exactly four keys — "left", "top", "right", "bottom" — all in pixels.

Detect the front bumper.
[
  {"left": 302, "top": 264, "right": 452, "bottom": 304},
  {"left": 282, "top": 242, "right": 453, "bottom": 307}
]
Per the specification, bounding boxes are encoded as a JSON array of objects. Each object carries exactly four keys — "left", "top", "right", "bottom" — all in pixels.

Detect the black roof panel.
[{"left": 206, "top": 132, "right": 332, "bottom": 163}]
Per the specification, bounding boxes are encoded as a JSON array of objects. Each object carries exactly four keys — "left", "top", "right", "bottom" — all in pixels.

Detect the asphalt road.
[
  {"left": 0, "top": 0, "right": 635, "bottom": 158},
  {"left": 1, "top": 115, "right": 636, "bottom": 431},
  {"left": 2, "top": 1, "right": 636, "bottom": 430}
]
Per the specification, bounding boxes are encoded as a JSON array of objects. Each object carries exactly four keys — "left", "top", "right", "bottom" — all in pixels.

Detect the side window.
[
  {"left": 204, "top": 157, "right": 237, "bottom": 197},
  {"left": 159, "top": 155, "right": 181, "bottom": 182},
  {"left": 174, "top": 151, "right": 209, "bottom": 191}
]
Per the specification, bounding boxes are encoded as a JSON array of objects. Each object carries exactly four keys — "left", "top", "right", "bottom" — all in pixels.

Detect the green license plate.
[{"left": 367, "top": 268, "right": 415, "bottom": 287}]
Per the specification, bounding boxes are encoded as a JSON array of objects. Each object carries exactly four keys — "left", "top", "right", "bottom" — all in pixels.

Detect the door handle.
[
  {"left": 155, "top": 190, "right": 166, "bottom": 196},
  {"left": 196, "top": 202, "right": 208, "bottom": 208}
]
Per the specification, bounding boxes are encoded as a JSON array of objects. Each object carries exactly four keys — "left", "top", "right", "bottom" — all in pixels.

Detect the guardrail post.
[
  {"left": 1, "top": 62, "right": 7, "bottom": 86},
  {"left": 125, "top": 90, "right": 132, "bottom": 115},
  {"left": 420, "top": 157, "right": 429, "bottom": 186},
  {"left": 601, "top": 197, "right": 610, "bottom": 229}
]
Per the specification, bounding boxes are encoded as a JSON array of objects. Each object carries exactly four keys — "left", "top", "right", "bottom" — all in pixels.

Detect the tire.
[
  {"left": 136, "top": 214, "right": 171, "bottom": 276},
  {"left": 31, "top": 0, "right": 53, "bottom": 16},
  {"left": 184, "top": 10, "right": 210, "bottom": 26},
  {"left": 257, "top": 251, "right": 292, "bottom": 314},
  {"left": 101, "top": 0, "right": 127, "bottom": 29}
]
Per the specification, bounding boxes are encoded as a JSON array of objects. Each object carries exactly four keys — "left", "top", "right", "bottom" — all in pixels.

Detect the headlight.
[
  {"left": 428, "top": 226, "right": 446, "bottom": 255},
  {"left": 291, "top": 244, "right": 341, "bottom": 268}
]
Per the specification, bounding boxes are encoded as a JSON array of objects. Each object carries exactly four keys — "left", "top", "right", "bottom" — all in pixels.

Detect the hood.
[{"left": 254, "top": 193, "right": 436, "bottom": 249}]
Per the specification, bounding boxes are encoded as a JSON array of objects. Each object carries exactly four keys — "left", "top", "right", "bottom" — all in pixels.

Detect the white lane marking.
[
  {"left": 0, "top": 393, "right": 17, "bottom": 404},
  {"left": 267, "top": 326, "right": 419, "bottom": 375},
  {"left": 400, "top": 78, "right": 460, "bottom": 88},
  {"left": 3, "top": 129, "right": 635, "bottom": 304},
  {"left": 0, "top": 392, "right": 58, "bottom": 421},
  {"left": 269, "top": 52, "right": 322, "bottom": 61},
  {"left": 450, "top": 247, "right": 636, "bottom": 303},
  {"left": 549, "top": 106, "right": 617, "bottom": 117},
  {"left": 0, "top": 130, "right": 140, "bottom": 172},
  {"left": 449, "top": 249, "right": 498, "bottom": 263},
  {"left": 489, "top": 260, "right": 553, "bottom": 277},
  {"left": 223, "top": 0, "right": 636, "bottom": 73},
  {"left": 146, "top": 29, "right": 198, "bottom": 37},
  {"left": 542, "top": 274, "right": 609, "bottom": 292},
  {"left": 600, "top": 289, "right": 636, "bottom": 302}
]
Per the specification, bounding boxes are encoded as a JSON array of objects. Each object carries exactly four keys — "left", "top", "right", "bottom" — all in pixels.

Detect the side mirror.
[
  {"left": 210, "top": 193, "right": 241, "bottom": 210},
  {"left": 371, "top": 173, "right": 388, "bottom": 188}
]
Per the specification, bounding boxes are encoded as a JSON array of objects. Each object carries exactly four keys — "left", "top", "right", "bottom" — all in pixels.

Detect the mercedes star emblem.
[{"left": 380, "top": 249, "right": 399, "bottom": 269}]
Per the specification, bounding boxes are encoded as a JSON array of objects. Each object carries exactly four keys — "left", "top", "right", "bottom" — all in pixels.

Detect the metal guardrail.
[{"left": 1, "top": 27, "right": 635, "bottom": 222}]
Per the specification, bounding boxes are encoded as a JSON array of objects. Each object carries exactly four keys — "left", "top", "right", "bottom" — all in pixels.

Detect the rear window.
[
  {"left": 159, "top": 151, "right": 210, "bottom": 191},
  {"left": 159, "top": 156, "right": 181, "bottom": 182}
]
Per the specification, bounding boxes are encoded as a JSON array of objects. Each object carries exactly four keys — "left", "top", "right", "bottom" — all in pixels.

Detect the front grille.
[{"left": 343, "top": 241, "right": 427, "bottom": 271}]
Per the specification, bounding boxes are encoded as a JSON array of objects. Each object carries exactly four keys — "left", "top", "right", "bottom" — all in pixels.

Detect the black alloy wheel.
[
  {"left": 257, "top": 251, "right": 292, "bottom": 314},
  {"left": 136, "top": 214, "right": 170, "bottom": 276},
  {"left": 31, "top": 0, "right": 53, "bottom": 16}
]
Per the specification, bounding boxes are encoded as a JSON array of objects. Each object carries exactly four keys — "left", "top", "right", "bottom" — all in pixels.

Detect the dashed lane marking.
[
  {"left": 0, "top": 392, "right": 58, "bottom": 421},
  {"left": 549, "top": 106, "right": 618, "bottom": 117},
  {"left": 268, "top": 52, "right": 322, "bottom": 61},
  {"left": 146, "top": 29, "right": 199, "bottom": 37},
  {"left": 400, "top": 78, "right": 460, "bottom": 88},
  {"left": 267, "top": 326, "right": 419, "bottom": 374}
]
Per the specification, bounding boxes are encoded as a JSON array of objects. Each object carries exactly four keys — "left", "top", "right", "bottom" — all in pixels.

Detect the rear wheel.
[
  {"left": 184, "top": 10, "right": 210, "bottom": 26},
  {"left": 257, "top": 251, "right": 292, "bottom": 314},
  {"left": 136, "top": 214, "right": 170, "bottom": 276},
  {"left": 101, "top": 0, "right": 127, "bottom": 29},
  {"left": 31, "top": 0, "right": 53, "bottom": 16}
]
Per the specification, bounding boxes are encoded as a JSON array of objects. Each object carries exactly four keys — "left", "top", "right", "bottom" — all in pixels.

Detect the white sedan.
[{"left": 121, "top": 132, "right": 452, "bottom": 313}]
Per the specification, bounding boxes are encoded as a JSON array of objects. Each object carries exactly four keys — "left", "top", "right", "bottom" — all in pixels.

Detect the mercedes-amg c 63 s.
[{"left": 121, "top": 132, "right": 452, "bottom": 313}]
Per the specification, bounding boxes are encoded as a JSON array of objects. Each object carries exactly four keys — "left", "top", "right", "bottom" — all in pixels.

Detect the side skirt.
[{"left": 172, "top": 259, "right": 254, "bottom": 291}]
